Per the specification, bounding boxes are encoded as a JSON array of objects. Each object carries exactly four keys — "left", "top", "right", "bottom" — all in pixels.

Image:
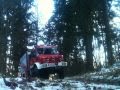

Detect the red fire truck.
[{"left": 18, "top": 45, "right": 67, "bottom": 79}]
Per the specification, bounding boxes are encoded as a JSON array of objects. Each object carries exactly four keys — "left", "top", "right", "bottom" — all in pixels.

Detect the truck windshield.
[
  {"left": 37, "top": 48, "right": 44, "bottom": 54},
  {"left": 37, "top": 47, "right": 58, "bottom": 54},
  {"left": 44, "top": 48, "right": 57, "bottom": 54}
]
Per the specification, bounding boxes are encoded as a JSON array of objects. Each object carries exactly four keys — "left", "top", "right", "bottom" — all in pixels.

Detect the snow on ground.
[
  {"left": 0, "top": 61, "right": 120, "bottom": 90},
  {"left": 0, "top": 77, "right": 120, "bottom": 90}
]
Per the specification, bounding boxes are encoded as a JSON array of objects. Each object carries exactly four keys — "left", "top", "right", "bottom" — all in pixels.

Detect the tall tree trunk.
[
  {"left": 103, "top": 0, "right": 114, "bottom": 66},
  {"left": 84, "top": 32, "right": 94, "bottom": 72}
]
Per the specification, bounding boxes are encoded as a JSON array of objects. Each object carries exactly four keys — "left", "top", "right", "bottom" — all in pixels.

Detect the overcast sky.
[{"left": 34, "top": 0, "right": 54, "bottom": 28}]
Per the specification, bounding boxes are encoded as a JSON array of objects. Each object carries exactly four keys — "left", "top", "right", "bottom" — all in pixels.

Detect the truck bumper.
[{"left": 31, "top": 61, "right": 67, "bottom": 70}]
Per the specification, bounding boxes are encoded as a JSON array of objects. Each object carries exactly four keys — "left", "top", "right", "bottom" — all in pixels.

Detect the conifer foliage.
[
  {"left": 45, "top": 0, "right": 117, "bottom": 74},
  {"left": 0, "top": 0, "right": 34, "bottom": 76}
]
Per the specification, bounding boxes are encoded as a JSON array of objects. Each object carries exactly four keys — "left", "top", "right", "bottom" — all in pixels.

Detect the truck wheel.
[
  {"left": 59, "top": 72, "right": 64, "bottom": 79},
  {"left": 58, "top": 69, "right": 64, "bottom": 79},
  {"left": 30, "top": 65, "right": 39, "bottom": 77},
  {"left": 42, "top": 73, "right": 49, "bottom": 79}
]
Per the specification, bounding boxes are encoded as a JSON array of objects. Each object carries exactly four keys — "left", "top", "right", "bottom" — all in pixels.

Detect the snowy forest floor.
[
  {"left": 73, "top": 61, "right": 120, "bottom": 85},
  {"left": 0, "top": 61, "right": 120, "bottom": 90}
]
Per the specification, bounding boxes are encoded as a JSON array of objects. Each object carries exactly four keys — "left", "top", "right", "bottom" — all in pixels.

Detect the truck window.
[
  {"left": 37, "top": 48, "right": 44, "bottom": 54},
  {"left": 44, "top": 48, "right": 58, "bottom": 54}
]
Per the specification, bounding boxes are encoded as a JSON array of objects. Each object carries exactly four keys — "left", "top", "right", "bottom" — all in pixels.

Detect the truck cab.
[{"left": 19, "top": 45, "right": 67, "bottom": 79}]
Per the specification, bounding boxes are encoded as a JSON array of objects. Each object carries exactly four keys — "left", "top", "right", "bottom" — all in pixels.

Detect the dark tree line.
[
  {"left": 0, "top": 0, "right": 35, "bottom": 76},
  {"left": 45, "top": 0, "right": 119, "bottom": 75}
]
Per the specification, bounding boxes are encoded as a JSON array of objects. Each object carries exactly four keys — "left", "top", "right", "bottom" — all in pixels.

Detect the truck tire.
[
  {"left": 58, "top": 69, "right": 64, "bottom": 79},
  {"left": 59, "top": 72, "right": 64, "bottom": 79},
  {"left": 30, "top": 65, "right": 39, "bottom": 77}
]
